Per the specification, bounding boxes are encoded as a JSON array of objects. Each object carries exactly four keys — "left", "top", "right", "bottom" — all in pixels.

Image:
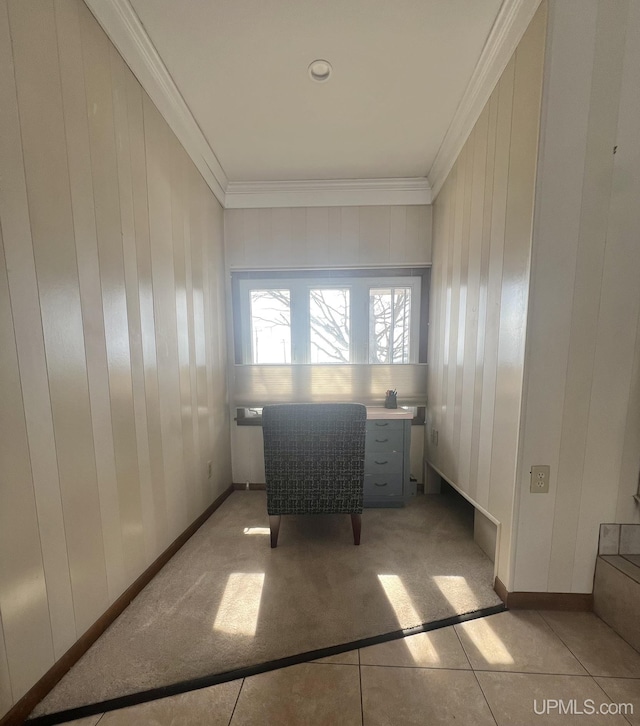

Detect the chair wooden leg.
[
  {"left": 269, "top": 515, "right": 281, "bottom": 548},
  {"left": 351, "top": 513, "right": 361, "bottom": 545}
]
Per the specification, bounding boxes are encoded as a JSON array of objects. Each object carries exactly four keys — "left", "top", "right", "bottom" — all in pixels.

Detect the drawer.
[
  {"left": 364, "top": 474, "right": 403, "bottom": 497},
  {"left": 365, "top": 451, "right": 403, "bottom": 475},
  {"left": 366, "top": 419, "right": 404, "bottom": 434},
  {"left": 365, "top": 429, "right": 404, "bottom": 453}
]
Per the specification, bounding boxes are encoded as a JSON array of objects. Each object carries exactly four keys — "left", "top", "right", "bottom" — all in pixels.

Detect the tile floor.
[{"left": 62, "top": 610, "right": 640, "bottom": 726}]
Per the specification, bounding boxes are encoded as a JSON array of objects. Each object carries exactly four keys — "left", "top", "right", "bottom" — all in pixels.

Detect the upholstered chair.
[{"left": 262, "top": 403, "right": 367, "bottom": 548}]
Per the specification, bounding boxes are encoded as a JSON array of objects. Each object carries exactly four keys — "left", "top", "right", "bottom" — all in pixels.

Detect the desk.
[{"left": 365, "top": 407, "right": 414, "bottom": 508}]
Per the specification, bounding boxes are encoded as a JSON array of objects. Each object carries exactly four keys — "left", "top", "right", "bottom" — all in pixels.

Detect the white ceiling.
[{"left": 128, "top": 0, "right": 504, "bottom": 183}]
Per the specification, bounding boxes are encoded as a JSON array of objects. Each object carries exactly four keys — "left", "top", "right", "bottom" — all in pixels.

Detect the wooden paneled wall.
[
  {"left": 426, "top": 4, "right": 546, "bottom": 587},
  {"left": 513, "top": 0, "right": 640, "bottom": 594},
  {"left": 0, "top": 0, "right": 230, "bottom": 716},
  {"left": 224, "top": 205, "right": 432, "bottom": 269}
]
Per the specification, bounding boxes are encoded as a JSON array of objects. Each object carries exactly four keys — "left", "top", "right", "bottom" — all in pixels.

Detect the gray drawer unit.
[{"left": 364, "top": 418, "right": 413, "bottom": 507}]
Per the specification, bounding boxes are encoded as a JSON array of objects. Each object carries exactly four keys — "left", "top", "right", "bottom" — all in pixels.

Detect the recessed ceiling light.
[{"left": 308, "top": 59, "right": 332, "bottom": 83}]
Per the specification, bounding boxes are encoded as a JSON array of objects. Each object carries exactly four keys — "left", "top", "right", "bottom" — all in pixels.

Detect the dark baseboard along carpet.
[{"left": 31, "top": 491, "right": 502, "bottom": 721}]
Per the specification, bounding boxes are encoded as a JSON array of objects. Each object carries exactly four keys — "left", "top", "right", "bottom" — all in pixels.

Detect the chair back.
[{"left": 262, "top": 403, "right": 366, "bottom": 515}]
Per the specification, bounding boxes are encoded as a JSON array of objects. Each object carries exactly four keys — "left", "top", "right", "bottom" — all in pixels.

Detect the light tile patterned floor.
[{"left": 64, "top": 610, "right": 640, "bottom": 725}]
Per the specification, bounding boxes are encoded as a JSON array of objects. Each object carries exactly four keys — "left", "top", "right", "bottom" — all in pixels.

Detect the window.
[
  {"left": 249, "top": 289, "right": 291, "bottom": 363},
  {"left": 232, "top": 268, "right": 429, "bottom": 423},
  {"left": 235, "top": 269, "right": 427, "bottom": 366}
]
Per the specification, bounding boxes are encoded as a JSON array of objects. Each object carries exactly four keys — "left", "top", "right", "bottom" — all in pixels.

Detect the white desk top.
[{"left": 366, "top": 406, "right": 414, "bottom": 420}]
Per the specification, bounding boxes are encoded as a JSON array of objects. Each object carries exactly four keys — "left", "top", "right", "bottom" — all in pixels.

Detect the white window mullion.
[
  {"left": 290, "top": 281, "right": 308, "bottom": 364},
  {"left": 351, "top": 280, "right": 368, "bottom": 364}
]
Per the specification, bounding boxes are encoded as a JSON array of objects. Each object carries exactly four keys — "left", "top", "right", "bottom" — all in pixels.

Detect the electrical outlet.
[
  {"left": 530, "top": 465, "right": 550, "bottom": 493},
  {"left": 207, "top": 460, "right": 212, "bottom": 479}
]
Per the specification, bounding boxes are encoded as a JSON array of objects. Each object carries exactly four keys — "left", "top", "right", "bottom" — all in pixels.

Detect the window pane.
[
  {"left": 249, "top": 289, "right": 291, "bottom": 363},
  {"left": 309, "top": 288, "right": 350, "bottom": 363},
  {"left": 369, "top": 287, "right": 411, "bottom": 363}
]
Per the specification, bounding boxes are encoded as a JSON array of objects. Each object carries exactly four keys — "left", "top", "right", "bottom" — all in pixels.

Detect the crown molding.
[
  {"left": 84, "top": 0, "right": 228, "bottom": 205},
  {"left": 427, "top": 0, "right": 543, "bottom": 200},
  {"left": 225, "top": 178, "right": 431, "bottom": 209},
  {"left": 85, "top": 0, "right": 534, "bottom": 209}
]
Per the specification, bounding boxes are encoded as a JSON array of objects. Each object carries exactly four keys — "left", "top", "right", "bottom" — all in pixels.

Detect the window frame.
[
  {"left": 232, "top": 267, "right": 429, "bottom": 366},
  {"left": 231, "top": 267, "right": 429, "bottom": 426}
]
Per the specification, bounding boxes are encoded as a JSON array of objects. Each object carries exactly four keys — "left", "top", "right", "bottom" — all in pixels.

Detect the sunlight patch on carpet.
[{"left": 214, "top": 573, "right": 265, "bottom": 636}]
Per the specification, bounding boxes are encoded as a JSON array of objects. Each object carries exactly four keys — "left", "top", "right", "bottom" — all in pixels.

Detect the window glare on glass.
[
  {"left": 369, "top": 287, "right": 411, "bottom": 364},
  {"left": 236, "top": 271, "right": 424, "bottom": 366},
  {"left": 309, "top": 288, "right": 350, "bottom": 363},
  {"left": 249, "top": 289, "right": 291, "bottom": 363}
]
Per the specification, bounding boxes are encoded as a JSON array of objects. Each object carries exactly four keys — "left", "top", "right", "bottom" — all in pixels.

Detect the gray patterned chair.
[{"left": 262, "top": 403, "right": 367, "bottom": 548}]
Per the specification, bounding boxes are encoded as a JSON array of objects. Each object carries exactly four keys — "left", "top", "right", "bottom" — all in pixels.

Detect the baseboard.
[
  {"left": 233, "top": 482, "right": 266, "bottom": 490},
  {"left": 0, "top": 484, "right": 234, "bottom": 726},
  {"left": 494, "top": 577, "right": 593, "bottom": 611}
]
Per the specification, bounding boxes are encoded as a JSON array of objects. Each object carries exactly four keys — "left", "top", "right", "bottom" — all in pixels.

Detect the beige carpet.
[{"left": 34, "top": 490, "right": 501, "bottom": 716}]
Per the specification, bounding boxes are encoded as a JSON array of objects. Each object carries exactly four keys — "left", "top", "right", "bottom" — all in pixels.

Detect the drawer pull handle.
[
  {"left": 375, "top": 422, "right": 389, "bottom": 427},
  {"left": 374, "top": 482, "right": 388, "bottom": 487},
  {"left": 374, "top": 460, "right": 389, "bottom": 465},
  {"left": 375, "top": 438, "right": 389, "bottom": 443}
]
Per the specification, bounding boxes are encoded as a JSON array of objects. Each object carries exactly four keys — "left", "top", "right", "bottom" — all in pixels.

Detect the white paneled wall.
[
  {"left": 0, "top": 0, "right": 230, "bottom": 716},
  {"left": 426, "top": 4, "right": 546, "bottom": 587},
  {"left": 513, "top": 0, "right": 640, "bottom": 593},
  {"left": 225, "top": 203, "right": 431, "bottom": 486},
  {"left": 224, "top": 205, "right": 432, "bottom": 269}
]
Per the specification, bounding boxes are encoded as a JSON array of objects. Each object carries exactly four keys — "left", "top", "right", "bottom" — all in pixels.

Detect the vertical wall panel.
[
  {"left": 111, "top": 44, "right": 157, "bottom": 563},
  {"left": 270, "top": 208, "right": 293, "bottom": 265},
  {"left": 190, "top": 172, "right": 212, "bottom": 511},
  {"left": 223, "top": 210, "right": 245, "bottom": 268},
  {"left": 475, "top": 60, "right": 515, "bottom": 512},
  {"left": 305, "top": 208, "right": 330, "bottom": 266},
  {"left": 144, "top": 98, "right": 188, "bottom": 536},
  {"left": 453, "top": 130, "right": 474, "bottom": 472},
  {"left": 444, "top": 149, "right": 466, "bottom": 477},
  {"left": 169, "top": 138, "right": 198, "bottom": 521},
  {"left": 358, "top": 206, "right": 390, "bottom": 265},
  {"left": 468, "top": 92, "right": 499, "bottom": 501},
  {"left": 0, "top": 0, "right": 77, "bottom": 659},
  {"left": 207, "top": 195, "right": 232, "bottom": 497},
  {"left": 405, "top": 206, "right": 432, "bottom": 264},
  {"left": 81, "top": 11, "right": 146, "bottom": 582},
  {"left": 0, "top": 217, "right": 54, "bottom": 700},
  {"left": 56, "top": 0, "right": 127, "bottom": 604},
  {"left": 182, "top": 166, "right": 204, "bottom": 510},
  {"left": 459, "top": 106, "right": 489, "bottom": 496},
  {"left": 10, "top": 0, "right": 109, "bottom": 633},
  {"left": 126, "top": 69, "right": 170, "bottom": 551},
  {"left": 339, "top": 207, "right": 361, "bottom": 265}
]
